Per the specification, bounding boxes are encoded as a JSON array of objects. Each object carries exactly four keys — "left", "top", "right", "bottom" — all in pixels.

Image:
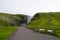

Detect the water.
[
  {"left": 21, "top": 23, "right": 27, "bottom": 27},
  {"left": 21, "top": 15, "right": 33, "bottom": 27}
]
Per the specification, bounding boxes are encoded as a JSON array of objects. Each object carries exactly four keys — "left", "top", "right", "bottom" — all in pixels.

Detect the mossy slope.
[{"left": 27, "top": 12, "right": 60, "bottom": 38}]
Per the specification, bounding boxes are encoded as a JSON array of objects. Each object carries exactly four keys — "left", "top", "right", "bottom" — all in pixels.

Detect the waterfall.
[
  {"left": 27, "top": 16, "right": 32, "bottom": 24},
  {"left": 21, "top": 16, "right": 32, "bottom": 27}
]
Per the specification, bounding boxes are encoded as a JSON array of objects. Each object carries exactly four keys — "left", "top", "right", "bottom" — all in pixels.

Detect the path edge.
[{"left": 6, "top": 27, "right": 20, "bottom": 40}]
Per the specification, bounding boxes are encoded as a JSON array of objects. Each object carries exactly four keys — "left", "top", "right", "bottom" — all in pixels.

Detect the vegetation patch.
[{"left": 0, "top": 26, "right": 18, "bottom": 40}]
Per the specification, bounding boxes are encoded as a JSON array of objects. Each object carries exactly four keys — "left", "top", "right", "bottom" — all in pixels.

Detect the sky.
[{"left": 0, "top": 0, "right": 60, "bottom": 16}]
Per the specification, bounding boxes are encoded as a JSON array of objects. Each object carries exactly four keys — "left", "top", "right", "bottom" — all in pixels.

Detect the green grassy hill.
[
  {"left": 0, "top": 13, "right": 26, "bottom": 26},
  {"left": 27, "top": 12, "right": 60, "bottom": 38}
]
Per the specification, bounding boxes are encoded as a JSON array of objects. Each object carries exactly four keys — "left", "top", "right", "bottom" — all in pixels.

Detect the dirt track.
[{"left": 8, "top": 27, "right": 59, "bottom": 40}]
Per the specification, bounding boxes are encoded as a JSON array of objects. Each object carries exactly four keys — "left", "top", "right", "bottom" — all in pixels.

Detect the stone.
[
  {"left": 47, "top": 30, "right": 53, "bottom": 33},
  {"left": 39, "top": 29, "right": 45, "bottom": 31}
]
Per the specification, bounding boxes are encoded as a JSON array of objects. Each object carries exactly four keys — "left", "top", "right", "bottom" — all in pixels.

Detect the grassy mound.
[{"left": 27, "top": 12, "right": 60, "bottom": 38}]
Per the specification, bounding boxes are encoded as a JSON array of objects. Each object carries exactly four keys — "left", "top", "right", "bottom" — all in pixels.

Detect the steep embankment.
[
  {"left": 0, "top": 13, "right": 26, "bottom": 26},
  {"left": 27, "top": 12, "right": 60, "bottom": 38}
]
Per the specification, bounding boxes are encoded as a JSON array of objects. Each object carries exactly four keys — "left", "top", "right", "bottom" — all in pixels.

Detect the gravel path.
[{"left": 8, "top": 27, "right": 59, "bottom": 40}]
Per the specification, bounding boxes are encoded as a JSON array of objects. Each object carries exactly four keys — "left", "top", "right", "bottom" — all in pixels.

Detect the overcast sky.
[{"left": 0, "top": 0, "right": 60, "bottom": 16}]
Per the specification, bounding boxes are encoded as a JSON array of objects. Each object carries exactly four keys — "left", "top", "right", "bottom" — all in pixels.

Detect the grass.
[
  {"left": 27, "top": 12, "right": 60, "bottom": 38},
  {"left": 0, "top": 26, "right": 18, "bottom": 40}
]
